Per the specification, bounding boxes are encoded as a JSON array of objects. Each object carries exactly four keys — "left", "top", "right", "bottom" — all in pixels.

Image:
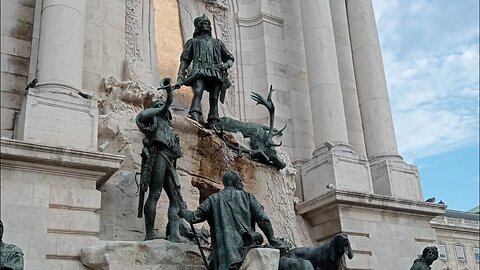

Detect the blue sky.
[{"left": 372, "top": 0, "right": 479, "bottom": 211}]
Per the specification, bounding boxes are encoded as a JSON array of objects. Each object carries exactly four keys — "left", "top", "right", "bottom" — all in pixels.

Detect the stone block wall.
[
  {"left": 0, "top": 138, "right": 123, "bottom": 270},
  {"left": 0, "top": 0, "right": 35, "bottom": 138}
]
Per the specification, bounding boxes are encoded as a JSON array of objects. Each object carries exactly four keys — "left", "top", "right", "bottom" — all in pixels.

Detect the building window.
[
  {"left": 474, "top": 247, "right": 480, "bottom": 263},
  {"left": 438, "top": 244, "right": 448, "bottom": 260},
  {"left": 455, "top": 245, "right": 466, "bottom": 262}
]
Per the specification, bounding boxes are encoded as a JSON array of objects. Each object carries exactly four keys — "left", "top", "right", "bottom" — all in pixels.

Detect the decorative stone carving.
[
  {"left": 98, "top": 76, "right": 160, "bottom": 115},
  {"left": 125, "top": 0, "right": 156, "bottom": 86}
]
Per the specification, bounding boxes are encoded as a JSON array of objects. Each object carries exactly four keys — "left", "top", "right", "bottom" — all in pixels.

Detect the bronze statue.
[
  {"left": 176, "top": 14, "right": 235, "bottom": 128},
  {"left": 278, "top": 233, "right": 353, "bottom": 270},
  {"left": 216, "top": 86, "right": 287, "bottom": 169},
  {"left": 0, "top": 220, "right": 24, "bottom": 270},
  {"left": 178, "top": 171, "right": 288, "bottom": 270},
  {"left": 410, "top": 246, "right": 439, "bottom": 270},
  {"left": 136, "top": 78, "right": 184, "bottom": 242}
]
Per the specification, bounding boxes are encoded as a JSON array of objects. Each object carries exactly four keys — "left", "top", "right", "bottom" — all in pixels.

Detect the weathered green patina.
[
  {"left": 176, "top": 14, "right": 235, "bottom": 127},
  {"left": 0, "top": 220, "right": 24, "bottom": 270},
  {"left": 410, "top": 246, "right": 439, "bottom": 270},
  {"left": 178, "top": 171, "right": 288, "bottom": 270},
  {"left": 217, "top": 86, "right": 287, "bottom": 169},
  {"left": 136, "top": 78, "right": 184, "bottom": 242}
]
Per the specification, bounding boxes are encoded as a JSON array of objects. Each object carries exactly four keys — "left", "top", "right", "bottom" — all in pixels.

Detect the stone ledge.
[
  {"left": 296, "top": 189, "right": 445, "bottom": 217},
  {"left": 80, "top": 239, "right": 205, "bottom": 270},
  {"left": 0, "top": 138, "right": 124, "bottom": 187}
]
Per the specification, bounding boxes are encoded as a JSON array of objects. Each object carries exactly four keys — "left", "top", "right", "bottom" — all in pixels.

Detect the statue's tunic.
[
  {"left": 136, "top": 113, "right": 182, "bottom": 188},
  {"left": 180, "top": 36, "right": 234, "bottom": 90},
  {"left": 186, "top": 187, "right": 268, "bottom": 270},
  {"left": 0, "top": 242, "right": 24, "bottom": 270}
]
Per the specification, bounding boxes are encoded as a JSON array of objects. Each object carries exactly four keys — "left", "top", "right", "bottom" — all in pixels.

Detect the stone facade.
[
  {"left": 430, "top": 210, "right": 479, "bottom": 270},
  {"left": 0, "top": 138, "right": 123, "bottom": 269},
  {"left": 0, "top": 0, "right": 471, "bottom": 269}
]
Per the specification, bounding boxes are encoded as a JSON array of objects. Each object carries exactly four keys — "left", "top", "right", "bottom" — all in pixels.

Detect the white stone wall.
[
  {"left": 0, "top": 0, "right": 35, "bottom": 138},
  {"left": 296, "top": 191, "right": 445, "bottom": 269},
  {"left": 0, "top": 138, "right": 123, "bottom": 270},
  {"left": 236, "top": 0, "right": 315, "bottom": 161},
  {"left": 83, "top": 0, "right": 126, "bottom": 93}
]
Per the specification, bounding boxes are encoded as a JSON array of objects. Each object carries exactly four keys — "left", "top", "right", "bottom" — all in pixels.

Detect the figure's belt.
[{"left": 193, "top": 62, "right": 223, "bottom": 71}]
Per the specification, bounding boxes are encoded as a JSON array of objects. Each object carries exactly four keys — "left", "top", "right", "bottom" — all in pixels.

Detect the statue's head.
[
  {"left": 422, "top": 246, "right": 439, "bottom": 265},
  {"left": 222, "top": 171, "right": 243, "bottom": 190},
  {"left": 193, "top": 14, "right": 212, "bottom": 37},
  {"left": 332, "top": 233, "right": 354, "bottom": 260}
]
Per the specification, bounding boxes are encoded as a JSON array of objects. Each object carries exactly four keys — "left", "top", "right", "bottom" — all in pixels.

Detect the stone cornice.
[
  {"left": 237, "top": 12, "right": 284, "bottom": 27},
  {"left": 0, "top": 138, "right": 124, "bottom": 187},
  {"left": 296, "top": 189, "right": 445, "bottom": 217}
]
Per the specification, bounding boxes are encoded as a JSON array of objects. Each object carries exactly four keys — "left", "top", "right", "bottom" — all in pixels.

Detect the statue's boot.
[
  {"left": 188, "top": 111, "right": 202, "bottom": 122},
  {"left": 144, "top": 211, "right": 161, "bottom": 240},
  {"left": 206, "top": 118, "right": 219, "bottom": 130},
  {"left": 144, "top": 230, "right": 161, "bottom": 241},
  {"left": 167, "top": 220, "right": 186, "bottom": 243}
]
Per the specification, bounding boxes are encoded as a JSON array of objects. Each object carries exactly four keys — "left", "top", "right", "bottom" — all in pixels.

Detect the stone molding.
[
  {"left": 0, "top": 138, "right": 124, "bottom": 187},
  {"left": 236, "top": 12, "right": 284, "bottom": 27},
  {"left": 296, "top": 189, "right": 445, "bottom": 218}
]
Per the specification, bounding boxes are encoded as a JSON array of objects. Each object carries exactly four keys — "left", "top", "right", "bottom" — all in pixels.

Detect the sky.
[{"left": 372, "top": 0, "right": 479, "bottom": 211}]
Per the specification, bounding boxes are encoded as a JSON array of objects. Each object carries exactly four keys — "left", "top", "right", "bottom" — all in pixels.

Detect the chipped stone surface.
[
  {"left": 80, "top": 239, "right": 205, "bottom": 270},
  {"left": 239, "top": 248, "right": 280, "bottom": 270}
]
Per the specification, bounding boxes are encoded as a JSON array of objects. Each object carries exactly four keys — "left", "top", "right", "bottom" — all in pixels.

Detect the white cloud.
[{"left": 373, "top": 0, "right": 479, "bottom": 161}]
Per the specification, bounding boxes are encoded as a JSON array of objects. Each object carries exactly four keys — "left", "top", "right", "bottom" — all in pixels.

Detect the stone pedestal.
[
  {"left": 15, "top": 88, "right": 98, "bottom": 151},
  {"left": 14, "top": 0, "right": 97, "bottom": 151},
  {"left": 239, "top": 248, "right": 280, "bottom": 270},
  {"left": 370, "top": 157, "right": 423, "bottom": 201},
  {"left": 296, "top": 190, "right": 445, "bottom": 269},
  {"left": 301, "top": 143, "right": 372, "bottom": 201},
  {"left": 0, "top": 138, "right": 123, "bottom": 270}
]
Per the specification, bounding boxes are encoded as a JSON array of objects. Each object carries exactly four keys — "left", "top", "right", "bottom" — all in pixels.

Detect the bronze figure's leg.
[
  {"left": 189, "top": 79, "right": 205, "bottom": 122},
  {"left": 207, "top": 84, "right": 220, "bottom": 127},
  {"left": 163, "top": 170, "right": 185, "bottom": 243},
  {"left": 144, "top": 153, "right": 168, "bottom": 240}
]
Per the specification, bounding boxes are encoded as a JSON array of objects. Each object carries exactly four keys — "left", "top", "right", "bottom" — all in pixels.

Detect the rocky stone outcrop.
[{"left": 80, "top": 239, "right": 205, "bottom": 270}]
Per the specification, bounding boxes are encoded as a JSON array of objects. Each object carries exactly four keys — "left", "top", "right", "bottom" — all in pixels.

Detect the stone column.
[
  {"left": 15, "top": 0, "right": 98, "bottom": 151},
  {"left": 347, "top": 0, "right": 422, "bottom": 201},
  {"left": 329, "top": 0, "right": 367, "bottom": 159},
  {"left": 299, "top": 0, "right": 372, "bottom": 202},
  {"left": 300, "top": 0, "right": 349, "bottom": 148},
  {"left": 346, "top": 0, "right": 399, "bottom": 161},
  {"left": 36, "top": 0, "right": 86, "bottom": 91}
]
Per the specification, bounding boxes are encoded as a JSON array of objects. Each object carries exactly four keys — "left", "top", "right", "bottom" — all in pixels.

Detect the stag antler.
[{"left": 250, "top": 85, "right": 286, "bottom": 148}]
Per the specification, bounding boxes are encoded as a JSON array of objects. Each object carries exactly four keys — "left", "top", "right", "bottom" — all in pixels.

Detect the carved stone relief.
[{"left": 125, "top": 0, "right": 157, "bottom": 85}]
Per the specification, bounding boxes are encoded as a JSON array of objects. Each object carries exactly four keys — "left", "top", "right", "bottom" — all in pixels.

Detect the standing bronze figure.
[
  {"left": 136, "top": 78, "right": 184, "bottom": 242},
  {"left": 176, "top": 14, "right": 235, "bottom": 128},
  {"left": 410, "top": 246, "right": 439, "bottom": 270},
  {"left": 178, "top": 171, "right": 288, "bottom": 270}
]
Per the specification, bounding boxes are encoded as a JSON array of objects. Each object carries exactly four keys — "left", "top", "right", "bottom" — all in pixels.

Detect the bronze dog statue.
[{"left": 278, "top": 233, "right": 354, "bottom": 270}]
